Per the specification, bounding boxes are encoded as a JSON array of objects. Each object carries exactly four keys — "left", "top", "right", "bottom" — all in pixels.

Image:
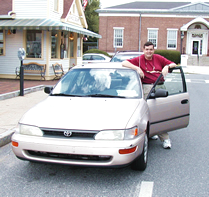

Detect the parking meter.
[{"left": 17, "top": 48, "right": 26, "bottom": 96}]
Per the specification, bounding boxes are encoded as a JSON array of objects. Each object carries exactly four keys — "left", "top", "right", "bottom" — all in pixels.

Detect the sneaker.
[
  {"left": 163, "top": 139, "right": 171, "bottom": 149},
  {"left": 150, "top": 135, "right": 158, "bottom": 140}
]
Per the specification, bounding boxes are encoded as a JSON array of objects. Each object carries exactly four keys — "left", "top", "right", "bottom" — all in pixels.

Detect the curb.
[
  {"left": 0, "top": 85, "right": 45, "bottom": 100},
  {"left": 0, "top": 129, "right": 15, "bottom": 147}
]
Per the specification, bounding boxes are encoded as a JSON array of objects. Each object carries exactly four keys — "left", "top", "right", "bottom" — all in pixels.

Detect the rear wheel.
[{"left": 131, "top": 133, "right": 148, "bottom": 171}]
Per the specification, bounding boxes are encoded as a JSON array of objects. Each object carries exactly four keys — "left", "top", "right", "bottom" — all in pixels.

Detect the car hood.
[{"left": 19, "top": 96, "right": 141, "bottom": 130}]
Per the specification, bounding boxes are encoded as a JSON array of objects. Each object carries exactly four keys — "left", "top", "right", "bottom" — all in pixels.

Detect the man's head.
[{"left": 143, "top": 41, "right": 154, "bottom": 60}]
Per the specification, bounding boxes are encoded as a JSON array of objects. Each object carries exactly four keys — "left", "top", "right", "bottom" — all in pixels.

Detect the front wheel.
[{"left": 131, "top": 133, "right": 148, "bottom": 171}]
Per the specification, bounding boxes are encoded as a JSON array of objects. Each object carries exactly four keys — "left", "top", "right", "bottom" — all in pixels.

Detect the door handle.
[{"left": 181, "top": 99, "right": 189, "bottom": 104}]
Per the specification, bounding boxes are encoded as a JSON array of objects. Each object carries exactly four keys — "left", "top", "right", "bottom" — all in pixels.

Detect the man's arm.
[
  {"left": 162, "top": 62, "right": 177, "bottom": 76},
  {"left": 122, "top": 60, "right": 145, "bottom": 78}
]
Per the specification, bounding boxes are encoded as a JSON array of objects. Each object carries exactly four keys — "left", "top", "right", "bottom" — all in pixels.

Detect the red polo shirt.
[{"left": 128, "top": 54, "right": 173, "bottom": 84}]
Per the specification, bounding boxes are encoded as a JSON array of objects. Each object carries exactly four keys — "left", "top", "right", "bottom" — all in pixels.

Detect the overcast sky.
[{"left": 99, "top": 0, "right": 207, "bottom": 9}]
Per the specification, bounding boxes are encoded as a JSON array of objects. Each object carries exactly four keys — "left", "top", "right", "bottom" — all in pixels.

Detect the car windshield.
[
  {"left": 110, "top": 54, "right": 140, "bottom": 62},
  {"left": 52, "top": 68, "right": 142, "bottom": 98}
]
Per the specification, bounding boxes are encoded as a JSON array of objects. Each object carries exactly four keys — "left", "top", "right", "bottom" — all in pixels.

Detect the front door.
[
  {"left": 192, "top": 40, "right": 203, "bottom": 56},
  {"left": 192, "top": 41, "right": 199, "bottom": 55},
  {"left": 147, "top": 67, "right": 190, "bottom": 136}
]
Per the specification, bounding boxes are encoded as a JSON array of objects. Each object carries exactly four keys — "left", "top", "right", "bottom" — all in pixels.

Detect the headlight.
[
  {"left": 19, "top": 124, "right": 43, "bottom": 136},
  {"left": 95, "top": 126, "right": 139, "bottom": 140}
]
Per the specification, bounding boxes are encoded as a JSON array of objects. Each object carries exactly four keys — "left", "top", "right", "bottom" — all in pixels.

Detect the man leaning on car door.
[{"left": 122, "top": 41, "right": 177, "bottom": 149}]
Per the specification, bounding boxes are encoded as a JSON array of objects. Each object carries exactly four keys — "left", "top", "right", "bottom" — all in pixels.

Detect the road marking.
[
  {"left": 186, "top": 79, "right": 191, "bottom": 83},
  {"left": 138, "top": 181, "right": 154, "bottom": 197},
  {"left": 205, "top": 80, "right": 209, "bottom": 83}
]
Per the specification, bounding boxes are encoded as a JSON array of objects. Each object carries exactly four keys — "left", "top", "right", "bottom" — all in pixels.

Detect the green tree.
[{"left": 82, "top": 0, "right": 100, "bottom": 42}]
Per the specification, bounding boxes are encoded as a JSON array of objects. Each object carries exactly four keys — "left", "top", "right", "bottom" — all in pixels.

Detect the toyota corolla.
[{"left": 12, "top": 63, "right": 190, "bottom": 171}]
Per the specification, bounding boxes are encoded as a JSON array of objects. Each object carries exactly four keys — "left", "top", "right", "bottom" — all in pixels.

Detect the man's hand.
[
  {"left": 162, "top": 65, "right": 169, "bottom": 76},
  {"left": 137, "top": 67, "right": 145, "bottom": 78},
  {"left": 122, "top": 60, "right": 144, "bottom": 78}
]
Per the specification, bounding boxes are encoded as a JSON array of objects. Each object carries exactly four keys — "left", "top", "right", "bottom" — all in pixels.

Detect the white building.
[{"left": 0, "top": 0, "right": 101, "bottom": 80}]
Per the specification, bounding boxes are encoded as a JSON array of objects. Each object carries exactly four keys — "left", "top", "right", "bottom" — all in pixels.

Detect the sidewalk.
[
  {"left": 0, "top": 79, "right": 58, "bottom": 147},
  {"left": 0, "top": 65, "right": 209, "bottom": 147},
  {"left": 0, "top": 78, "right": 58, "bottom": 100},
  {"left": 182, "top": 65, "right": 209, "bottom": 75},
  {"left": 0, "top": 91, "right": 49, "bottom": 147}
]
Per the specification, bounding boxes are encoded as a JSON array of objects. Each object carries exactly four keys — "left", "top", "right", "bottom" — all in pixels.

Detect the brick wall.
[
  {"left": 99, "top": 15, "right": 209, "bottom": 54},
  {"left": 99, "top": 16, "right": 140, "bottom": 53}
]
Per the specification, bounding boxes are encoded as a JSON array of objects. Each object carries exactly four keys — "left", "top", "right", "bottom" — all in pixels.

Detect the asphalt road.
[{"left": 0, "top": 73, "right": 209, "bottom": 197}]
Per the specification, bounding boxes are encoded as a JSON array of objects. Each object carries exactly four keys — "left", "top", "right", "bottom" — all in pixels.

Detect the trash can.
[{"left": 181, "top": 55, "right": 188, "bottom": 66}]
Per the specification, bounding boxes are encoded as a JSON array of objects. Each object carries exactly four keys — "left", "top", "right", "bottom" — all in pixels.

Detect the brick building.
[{"left": 97, "top": 1, "right": 209, "bottom": 66}]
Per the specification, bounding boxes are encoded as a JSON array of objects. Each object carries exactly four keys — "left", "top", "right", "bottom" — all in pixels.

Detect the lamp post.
[
  {"left": 17, "top": 48, "right": 26, "bottom": 96},
  {"left": 180, "top": 31, "right": 184, "bottom": 54}
]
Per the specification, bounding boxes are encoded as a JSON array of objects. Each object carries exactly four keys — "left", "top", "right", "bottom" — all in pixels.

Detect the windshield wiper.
[
  {"left": 51, "top": 93, "right": 83, "bottom": 97},
  {"left": 87, "top": 94, "right": 126, "bottom": 98}
]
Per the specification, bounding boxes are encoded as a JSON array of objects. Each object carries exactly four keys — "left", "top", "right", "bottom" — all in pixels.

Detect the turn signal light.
[
  {"left": 12, "top": 141, "right": 19, "bottom": 147},
  {"left": 134, "top": 128, "right": 138, "bottom": 136},
  {"left": 119, "top": 146, "right": 137, "bottom": 154}
]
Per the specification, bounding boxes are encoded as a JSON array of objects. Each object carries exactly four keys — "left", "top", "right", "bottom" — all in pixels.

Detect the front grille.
[
  {"left": 27, "top": 150, "right": 112, "bottom": 162},
  {"left": 41, "top": 128, "right": 97, "bottom": 139}
]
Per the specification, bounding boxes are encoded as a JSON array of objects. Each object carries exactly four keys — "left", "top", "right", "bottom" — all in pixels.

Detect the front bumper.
[{"left": 12, "top": 133, "right": 145, "bottom": 167}]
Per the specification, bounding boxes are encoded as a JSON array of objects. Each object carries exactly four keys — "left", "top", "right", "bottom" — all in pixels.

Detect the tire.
[{"left": 131, "top": 133, "right": 148, "bottom": 171}]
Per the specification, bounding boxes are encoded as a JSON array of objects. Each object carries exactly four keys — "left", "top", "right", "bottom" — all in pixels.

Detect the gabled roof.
[
  {"left": 97, "top": 1, "right": 209, "bottom": 14},
  {"left": 61, "top": 0, "right": 88, "bottom": 29},
  {"left": 0, "top": 0, "right": 12, "bottom": 15},
  {"left": 61, "top": 0, "right": 74, "bottom": 18},
  {"left": 105, "top": 1, "right": 190, "bottom": 10}
]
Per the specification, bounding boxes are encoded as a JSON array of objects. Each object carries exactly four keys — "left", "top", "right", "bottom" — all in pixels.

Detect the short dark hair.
[{"left": 143, "top": 41, "right": 154, "bottom": 48}]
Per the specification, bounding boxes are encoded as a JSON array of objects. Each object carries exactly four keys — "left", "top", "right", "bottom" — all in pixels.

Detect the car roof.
[
  {"left": 114, "top": 51, "right": 143, "bottom": 55},
  {"left": 83, "top": 53, "right": 107, "bottom": 56},
  {"left": 73, "top": 62, "right": 129, "bottom": 69}
]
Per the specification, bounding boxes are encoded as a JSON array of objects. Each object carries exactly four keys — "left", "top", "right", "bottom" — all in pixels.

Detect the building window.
[
  {"left": 62, "top": 32, "right": 69, "bottom": 58},
  {"left": 0, "top": 30, "right": 4, "bottom": 55},
  {"left": 26, "top": 30, "right": 42, "bottom": 58},
  {"left": 148, "top": 28, "right": 158, "bottom": 48},
  {"left": 113, "top": 28, "right": 124, "bottom": 48},
  {"left": 70, "top": 33, "right": 74, "bottom": 57},
  {"left": 51, "top": 31, "right": 59, "bottom": 58},
  {"left": 51, "top": 31, "right": 69, "bottom": 59},
  {"left": 54, "top": 0, "right": 59, "bottom": 12},
  {"left": 167, "top": 29, "right": 177, "bottom": 49}
]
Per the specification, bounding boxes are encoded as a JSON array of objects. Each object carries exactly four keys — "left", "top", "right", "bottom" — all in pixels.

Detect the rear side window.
[
  {"left": 92, "top": 55, "right": 105, "bottom": 60},
  {"left": 83, "top": 55, "right": 91, "bottom": 60}
]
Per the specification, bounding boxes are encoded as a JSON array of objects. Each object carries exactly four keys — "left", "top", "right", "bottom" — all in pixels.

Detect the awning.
[{"left": 0, "top": 18, "right": 101, "bottom": 38}]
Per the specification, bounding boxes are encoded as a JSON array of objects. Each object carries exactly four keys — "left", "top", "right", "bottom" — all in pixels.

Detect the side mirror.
[
  {"left": 44, "top": 86, "right": 53, "bottom": 94},
  {"left": 149, "top": 89, "right": 168, "bottom": 99}
]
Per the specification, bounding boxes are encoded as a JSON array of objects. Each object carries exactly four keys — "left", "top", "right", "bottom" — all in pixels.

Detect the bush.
[
  {"left": 84, "top": 49, "right": 111, "bottom": 57},
  {"left": 154, "top": 50, "right": 181, "bottom": 64}
]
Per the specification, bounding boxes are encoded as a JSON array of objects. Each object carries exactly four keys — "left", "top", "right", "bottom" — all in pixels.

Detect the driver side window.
[{"left": 160, "top": 67, "right": 186, "bottom": 95}]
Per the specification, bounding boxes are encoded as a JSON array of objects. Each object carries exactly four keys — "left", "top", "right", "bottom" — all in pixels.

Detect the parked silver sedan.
[
  {"left": 110, "top": 51, "right": 143, "bottom": 62},
  {"left": 82, "top": 53, "right": 111, "bottom": 64},
  {"left": 12, "top": 63, "right": 190, "bottom": 171}
]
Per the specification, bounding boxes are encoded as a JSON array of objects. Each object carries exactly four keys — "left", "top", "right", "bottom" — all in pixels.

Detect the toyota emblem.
[{"left": 64, "top": 130, "right": 73, "bottom": 137}]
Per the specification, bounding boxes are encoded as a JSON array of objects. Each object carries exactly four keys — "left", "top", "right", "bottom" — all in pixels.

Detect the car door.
[{"left": 147, "top": 66, "right": 190, "bottom": 136}]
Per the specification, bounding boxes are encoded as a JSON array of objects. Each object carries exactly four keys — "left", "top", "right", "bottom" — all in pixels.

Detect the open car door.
[{"left": 147, "top": 66, "right": 190, "bottom": 137}]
